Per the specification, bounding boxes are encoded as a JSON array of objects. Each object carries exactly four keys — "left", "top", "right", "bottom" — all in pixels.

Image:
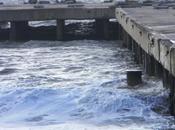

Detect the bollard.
[{"left": 127, "top": 70, "right": 142, "bottom": 86}]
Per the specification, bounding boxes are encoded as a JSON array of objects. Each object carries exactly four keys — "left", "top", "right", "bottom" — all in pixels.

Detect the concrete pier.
[
  {"left": 116, "top": 7, "right": 175, "bottom": 115},
  {"left": 0, "top": 3, "right": 115, "bottom": 41}
]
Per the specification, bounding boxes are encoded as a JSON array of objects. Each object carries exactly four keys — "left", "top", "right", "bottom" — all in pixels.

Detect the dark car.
[
  {"left": 61, "top": 0, "right": 76, "bottom": 4},
  {"left": 29, "top": 0, "right": 38, "bottom": 4}
]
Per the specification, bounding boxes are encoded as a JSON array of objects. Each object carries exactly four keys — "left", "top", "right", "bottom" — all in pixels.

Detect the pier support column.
[
  {"left": 154, "top": 60, "right": 162, "bottom": 78},
  {"left": 122, "top": 30, "right": 127, "bottom": 47},
  {"left": 95, "top": 19, "right": 103, "bottom": 38},
  {"left": 135, "top": 43, "right": 139, "bottom": 64},
  {"left": 103, "top": 19, "right": 110, "bottom": 40},
  {"left": 95, "top": 19, "right": 110, "bottom": 40},
  {"left": 131, "top": 39, "right": 135, "bottom": 52},
  {"left": 127, "top": 35, "right": 132, "bottom": 50},
  {"left": 138, "top": 46, "right": 143, "bottom": 64},
  {"left": 120, "top": 26, "right": 124, "bottom": 41},
  {"left": 10, "top": 21, "right": 29, "bottom": 41},
  {"left": 56, "top": 19, "right": 65, "bottom": 41},
  {"left": 118, "top": 23, "right": 121, "bottom": 40},
  {"left": 126, "top": 33, "right": 130, "bottom": 49},
  {"left": 132, "top": 40, "right": 139, "bottom": 63},
  {"left": 169, "top": 75, "right": 175, "bottom": 115},
  {"left": 144, "top": 53, "right": 155, "bottom": 76},
  {"left": 162, "top": 68, "right": 169, "bottom": 88}
]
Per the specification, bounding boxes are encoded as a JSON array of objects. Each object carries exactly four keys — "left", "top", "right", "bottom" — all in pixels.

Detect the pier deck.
[{"left": 0, "top": 3, "right": 115, "bottom": 21}]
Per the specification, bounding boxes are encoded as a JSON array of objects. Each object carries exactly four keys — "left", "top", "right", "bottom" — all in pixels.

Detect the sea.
[{"left": 0, "top": 0, "right": 174, "bottom": 130}]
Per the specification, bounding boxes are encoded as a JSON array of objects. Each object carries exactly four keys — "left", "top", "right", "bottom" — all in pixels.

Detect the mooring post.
[
  {"left": 9, "top": 21, "right": 29, "bottom": 41},
  {"left": 56, "top": 19, "right": 65, "bottom": 41},
  {"left": 127, "top": 70, "right": 142, "bottom": 86}
]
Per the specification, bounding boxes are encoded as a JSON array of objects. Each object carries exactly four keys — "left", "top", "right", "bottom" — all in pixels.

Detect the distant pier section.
[{"left": 0, "top": 3, "right": 115, "bottom": 40}]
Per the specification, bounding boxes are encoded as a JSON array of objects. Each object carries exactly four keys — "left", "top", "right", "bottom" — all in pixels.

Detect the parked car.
[
  {"left": 38, "top": 1, "right": 50, "bottom": 4},
  {"left": 29, "top": 0, "right": 38, "bottom": 4},
  {"left": 61, "top": 0, "right": 76, "bottom": 4},
  {"left": 104, "top": 0, "right": 113, "bottom": 3}
]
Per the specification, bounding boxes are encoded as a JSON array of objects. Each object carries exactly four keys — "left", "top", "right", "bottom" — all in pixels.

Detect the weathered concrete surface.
[
  {"left": 0, "top": 3, "right": 115, "bottom": 21},
  {"left": 116, "top": 7, "right": 175, "bottom": 77}
]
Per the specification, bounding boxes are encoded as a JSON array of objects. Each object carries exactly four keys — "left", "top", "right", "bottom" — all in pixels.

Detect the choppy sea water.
[
  {"left": 0, "top": 40, "right": 174, "bottom": 130},
  {"left": 0, "top": 0, "right": 174, "bottom": 129}
]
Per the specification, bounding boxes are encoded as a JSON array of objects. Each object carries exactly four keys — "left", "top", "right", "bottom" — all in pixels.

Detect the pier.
[
  {"left": 0, "top": 3, "right": 115, "bottom": 40},
  {"left": 116, "top": 7, "right": 175, "bottom": 115}
]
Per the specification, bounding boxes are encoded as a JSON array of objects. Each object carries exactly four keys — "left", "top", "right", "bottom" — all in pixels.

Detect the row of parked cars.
[{"left": 28, "top": 0, "right": 76, "bottom": 4}]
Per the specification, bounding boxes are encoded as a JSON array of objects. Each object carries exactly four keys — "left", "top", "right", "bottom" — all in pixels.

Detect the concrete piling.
[
  {"left": 144, "top": 53, "right": 155, "bottom": 76},
  {"left": 10, "top": 21, "right": 29, "bottom": 41},
  {"left": 95, "top": 19, "right": 103, "bottom": 38},
  {"left": 95, "top": 19, "right": 110, "bottom": 40},
  {"left": 168, "top": 74, "right": 175, "bottom": 115},
  {"left": 103, "top": 19, "right": 110, "bottom": 40},
  {"left": 138, "top": 46, "right": 143, "bottom": 64},
  {"left": 118, "top": 23, "right": 121, "bottom": 40},
  {"left": 56, "top": 19, "right": 65, "bottom": 41},
  {"left": 128, "top": 35, "right": 132, "bottom": 50},
  {"left": 132, "top": 40, "right": 139, "bottom": 63},
  {"left": 162, "top": 68, "right": 169, "bottom": 88},
  {"left": 154, "top": 60, "right": 163, "bottom": 78},
  {"left": 135, "top": 42, "right": 139, "bottom": 64}
]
